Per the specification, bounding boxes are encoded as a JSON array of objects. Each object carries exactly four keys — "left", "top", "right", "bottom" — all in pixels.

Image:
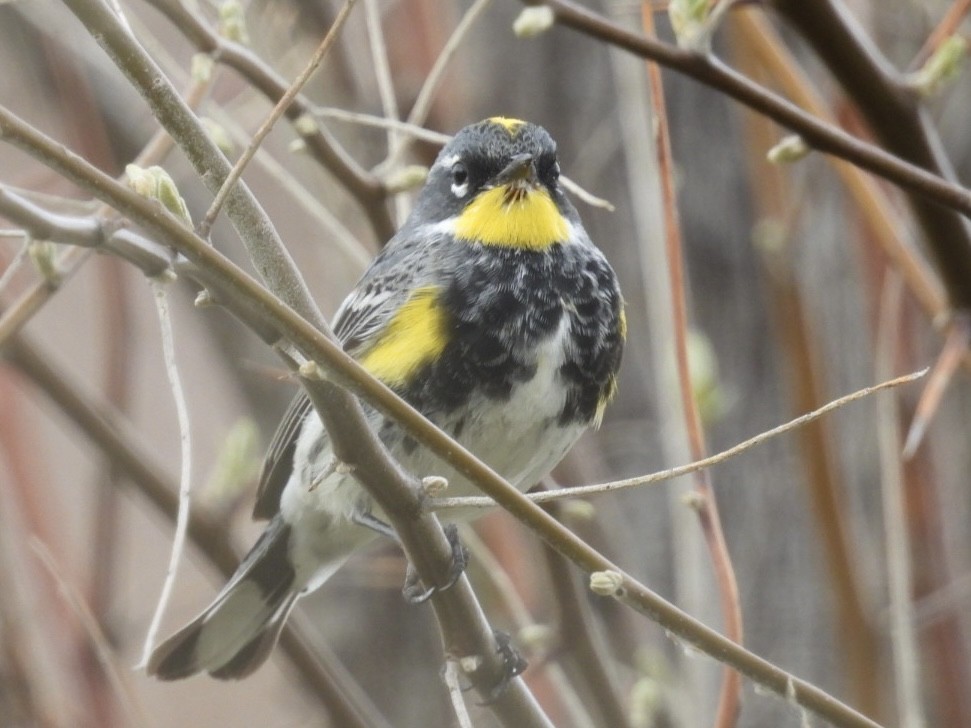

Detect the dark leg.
[
  {"left": 402, "top": 523, "right": 469, "bottom": 604},
  {"left": 478, "top": 630, "right": 528, "bottom": 704}
]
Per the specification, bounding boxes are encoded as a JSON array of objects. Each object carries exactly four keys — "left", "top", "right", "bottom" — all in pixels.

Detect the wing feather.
[{"left": 252, "top": 231, "right": 446, "bottom": 519}]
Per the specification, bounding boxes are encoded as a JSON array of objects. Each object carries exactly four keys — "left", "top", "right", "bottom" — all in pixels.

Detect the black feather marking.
[{"left": 148, "top": 624, "right": 204, "bottom": 680}]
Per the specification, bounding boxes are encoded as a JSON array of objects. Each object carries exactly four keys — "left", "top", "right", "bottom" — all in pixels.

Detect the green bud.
[
  {"left": 28, "top": 239, "right": 59, "bottom": 284},
  {"left": 201, "top": 418, "right": 261, "bottom": 506},
  {"left": 218, "top": 1, "right": 250, "bottom": 45},
  {"left": 669, "top": 0, "right": 714, "bottom": 49},
  {"left": 190, "top": 53, "right": 214, "bottom": 83},
  {"left": 589, "top": 569, "right": 625, "bottom": 596},
  {"left": 513, "top": 6, "right": 554, "bottom": 38},
  {"left": 912, "top": 35, "right": 968, "bottom": 96},
  {"left": 293, "top": 113, "right": 319, "bottom": 137},
  {"left": 767, "top": 134, "right": 810, "bottom": 164},
  {"left": 200, "top": 117, "right": 235, "bottom": 156},
  {"left": 126, "top": 164, "right": 192, "bottom": 227},
  {"left": 687, "top": 329, "right": 728, "bottom": 425},
  {"left": 629, "top": 677, "right": 663, "bottom": 728}
]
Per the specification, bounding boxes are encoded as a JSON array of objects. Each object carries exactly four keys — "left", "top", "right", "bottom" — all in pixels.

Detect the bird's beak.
[{"left": 495, "top": 153, "right": 538, "bottom": 187}]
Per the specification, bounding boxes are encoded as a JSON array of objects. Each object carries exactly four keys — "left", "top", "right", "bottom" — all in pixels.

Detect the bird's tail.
[{"left": 147, "top": 516, "right": 302, "bottom": 680}]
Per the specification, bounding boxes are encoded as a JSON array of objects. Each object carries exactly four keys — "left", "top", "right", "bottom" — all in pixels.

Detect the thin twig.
[
  {"left": 443, "top": 660, "right": 475, "bottom": 728},
  {"left": 29, "top": 539, "right": 147, "bottom": 728},
  {"left": 138, "top": 279, "right": 194, "bottom": 669},
  {"left": 363, "top": 0, "right": 407, "bottom": 225},
  {"left": 0, "top": 237, "right": 30, "bottom": 294},
  {"left": 380, "top": 0, "right": 493, "bottom": 172},
  {"left": 3, "top": 335, "right": 393, "bottom": 728},
  {"left": 430, "top": 368, "right": 929, "bottom": 510},
  {"left": 911, "top": 0, "right": 971, "bottom": 69},
  {"left": 197, "top": 0, "right": 358, "bottom": 237},
  {"left": 875, "top": 274, "right": 927, "bottom": 728},
  {"left": 902, "top": 314, "right": 971, "bottom": 458},
  {"left": 534, "top": 0, "right": 971, "bottom": 270},
  {"left": 314, "top": 107, "right": 452, "bottom": 145},
  {"left": 143, "top": 0, "right": 394, "bottom": 242},
  {"left": 642, "top": 7, "right": 742, "bottom": 725}
]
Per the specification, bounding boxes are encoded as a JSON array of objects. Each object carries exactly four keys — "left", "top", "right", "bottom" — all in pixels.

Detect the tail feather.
[{"left": 147, "top": 516, "right": 298, "bottom": 680}]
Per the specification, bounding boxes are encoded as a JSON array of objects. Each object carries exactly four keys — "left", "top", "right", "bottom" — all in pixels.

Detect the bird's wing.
[
  {"left": 252, "top": 392, "right": 314, "bottom": 520},
  {"left": 252, "top": 235, "right": 443, "bottom": 519}
]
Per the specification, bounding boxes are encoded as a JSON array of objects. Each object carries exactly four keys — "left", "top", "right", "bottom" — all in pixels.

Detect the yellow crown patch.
[{"left": 488, "top": 117, "right": 526, "bottom": 134}]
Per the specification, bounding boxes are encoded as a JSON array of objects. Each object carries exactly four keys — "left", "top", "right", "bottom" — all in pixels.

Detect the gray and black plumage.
[{"left": 147, "top": 118, "right": 625, "bottom": 680}]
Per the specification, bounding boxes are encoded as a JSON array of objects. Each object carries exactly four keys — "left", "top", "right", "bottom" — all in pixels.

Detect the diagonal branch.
[
  {"left": 0, "top": 103, "right": 883, "bottom": 728},
  {"left": 142, "top": 0, "right": 395, "bottom": 242},
  {"left": 769, "top": 0, "right": 971, "bottom": 310},
  {"left": 531, "top": 0, "right": 971, "bottom": 308}
]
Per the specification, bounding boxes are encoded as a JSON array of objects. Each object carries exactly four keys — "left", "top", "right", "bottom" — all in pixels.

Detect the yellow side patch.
[
  {"left": 455, "top": 185, "right": 569, "bottom": 250},
  {"left": 593, "top": 375, "right": 619, "bottom": 429},
  {"left": 488, "top": 117, "right": 525, "bottom": 134},
  {"left": 359, "top": 286, "right": 448, "bottom": 387},
  {"left": 619, "top": 307, "right": 628, "bottom": 340}
]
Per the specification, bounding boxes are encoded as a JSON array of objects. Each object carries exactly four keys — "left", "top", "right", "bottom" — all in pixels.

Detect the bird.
[{"left": 147, "top": 117, "right": 626, "bottom": 680}]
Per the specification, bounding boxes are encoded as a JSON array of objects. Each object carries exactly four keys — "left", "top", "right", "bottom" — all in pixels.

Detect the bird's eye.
[
  {"left": 450, "top": 162, "right": 469, "bottom": 197},
  {"left": 551, "top": 161, "right": 561, "bottom": 180}
]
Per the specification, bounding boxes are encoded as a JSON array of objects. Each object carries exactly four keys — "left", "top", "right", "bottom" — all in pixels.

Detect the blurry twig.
[
  {"left": 0, "top": 237, "right": 30, "bottom": 294},
  {"left": 443, "top": 660, "right": 474, "bottom": 728},
  {"left": 902, "top": 314, "right": 971, "bottom": 459},
  {"left": 379, "top": 0, "right": 493, "bottom": 173},
  {"left": 535, "top": 516, "right": 630, "bottom": 728},
  {"left": 362, "top": 0, "right": 407, "bottom": 225},
  {"left": 430, "top": 368, "right": 929, "bottom": 509},
  {"left": 143, "top": 0, "right": 395, "bottom": 242},
  {"left": 533, "top": 0, "right": 971, "bottom": 248},
  {"left": 911, "top": 0, "right": 971, "bottom": 69},
  {"left": 313, "top": 108, "right": 452, "bottom": 144},
  {"left": 198, "top": 0, "right": 358, "bottom": 237},
  {"left": 769, "top": 0, "right": 971, "bottom": 310},
  {"left": 875, "top": 274, "right": 927, "bottom": 728},
  {"left": 3, "top": 335, "right": 393, "bottom": 728},
  {"left": 730, "top": 10, "right": 945, "bottom": 322},
  {"left": 642, "top": 8, "right": 741, "bottom": 726},
  {"left": 30, "top": 539, "right": 147, "bottom": 728}
]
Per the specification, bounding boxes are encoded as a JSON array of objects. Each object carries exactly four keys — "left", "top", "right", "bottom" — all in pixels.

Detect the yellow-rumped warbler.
[{"left": 148, "top": 118, "right": 625, "bottom": 679}]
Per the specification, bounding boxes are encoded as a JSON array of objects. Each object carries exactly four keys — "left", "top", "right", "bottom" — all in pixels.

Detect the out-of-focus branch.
[
  {"left": 642, "top": 8, "right": 741, "bottom": 726},
  {"left": 143, "top": 0, "right": 395, "bottom": 242},
  {"left": 730, "top": 10, "right": 945, "bottom": 321},
  {"left": 1, "top": 334, "right": 392, "bottom": 728},
  {"left": 197, "top": 0, "right": 358, "bottom": 237},
  {"left": 529, "top": 0, "right": 971, "bottom": 282},
  {"left": 63, "top": 0, "right": 328, "bottom": 331},
  {"left": 769, "top": 0, "right": 971, "bottom": 310}
]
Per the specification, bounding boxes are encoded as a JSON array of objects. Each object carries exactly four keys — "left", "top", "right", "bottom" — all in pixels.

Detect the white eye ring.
[{"left": 450, "top": 162, "right": 469, "bottom": 198}]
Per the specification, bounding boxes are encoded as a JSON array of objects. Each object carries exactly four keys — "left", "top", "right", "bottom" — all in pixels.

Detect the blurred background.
[{"left": 1, "top": 0, "right": 970, "bottom": 726}]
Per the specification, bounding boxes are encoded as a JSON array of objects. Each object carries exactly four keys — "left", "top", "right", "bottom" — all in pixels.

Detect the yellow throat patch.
[
  {"left": 455, "top": 185, "right": 570, "bottom": 250},
  {"left": 359, "top": 286, "right": 448, "bottom": 386}
]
